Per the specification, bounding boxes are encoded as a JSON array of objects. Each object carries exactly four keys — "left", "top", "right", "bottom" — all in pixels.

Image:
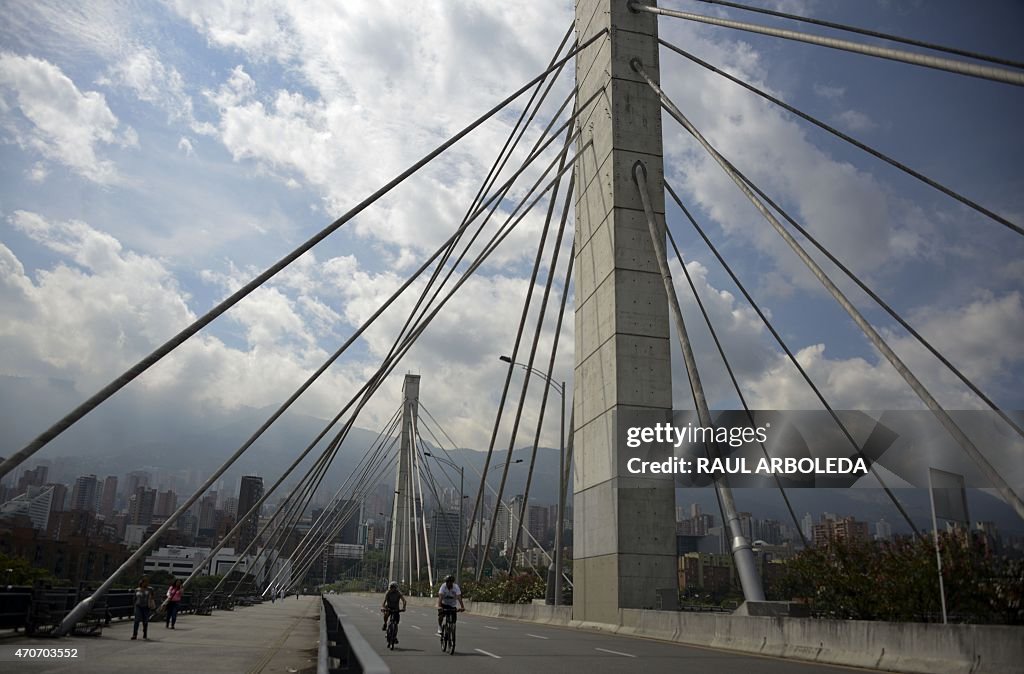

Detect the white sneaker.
[{"left": 436, "top": 629, "right": 442, "bottom": 635}]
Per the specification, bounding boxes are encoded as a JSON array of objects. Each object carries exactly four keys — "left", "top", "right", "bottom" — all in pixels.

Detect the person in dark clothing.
[
  {"left": 131, "top": 577, "right": 155, "bottom": 640},
  {"left": 380, "top": 581, "right": 407, "bottom": 635}
]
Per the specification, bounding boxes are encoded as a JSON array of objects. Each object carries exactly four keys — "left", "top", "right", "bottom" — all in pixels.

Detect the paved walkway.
[{"left": 2, "top": 595, "right": 321, "bottom": 673}]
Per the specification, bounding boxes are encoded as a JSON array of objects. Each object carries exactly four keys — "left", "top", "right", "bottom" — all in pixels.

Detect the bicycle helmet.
[{"left": 389, "top": 581, "right": 399, "bottom": 589}]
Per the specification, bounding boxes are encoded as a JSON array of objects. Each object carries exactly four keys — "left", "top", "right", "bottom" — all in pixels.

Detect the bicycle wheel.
[
  {"left": 387, "top": 620, "right": 397, "bottom": 649},
  {"left": 449, "top": 620, "right": 456, "bottom": 654}
]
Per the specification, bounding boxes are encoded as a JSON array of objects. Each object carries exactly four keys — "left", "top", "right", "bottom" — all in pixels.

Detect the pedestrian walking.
[
  {"left": 165, "top": 579, "right": 183, "bottom": 629},
  {"left": 131, "top": 577, "right": 156, "bottom": 640}
]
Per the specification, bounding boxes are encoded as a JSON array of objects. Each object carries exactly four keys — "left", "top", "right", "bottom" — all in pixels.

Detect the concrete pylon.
[
  {"left": 572, "top": 0, "right": 679, "bottom": 622},
  {"left": 388, "top": 374, "right": 420, "bottom": 586}
]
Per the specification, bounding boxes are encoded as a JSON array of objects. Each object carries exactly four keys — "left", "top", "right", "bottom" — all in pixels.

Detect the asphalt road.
[{"left": 331, "top": 594, "right": 868, "bottom": 674}]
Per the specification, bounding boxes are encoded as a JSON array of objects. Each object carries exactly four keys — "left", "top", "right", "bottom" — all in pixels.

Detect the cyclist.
[
  {"left": 381, "top": 581, "right": 407, "bottom": 638},
  {"left": 436, "top": 574, "right": 464, "bottom": 634}
]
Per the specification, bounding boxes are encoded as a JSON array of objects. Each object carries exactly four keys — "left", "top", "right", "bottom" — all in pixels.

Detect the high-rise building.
[
  {"left": 125, "top": 471, "right": 151, "bottom": 498},
  {"left": 802, "top": 513, "right": 814, "bottom": 543},
  {"left": 333, "top": 499, "right": 361, "bottom": 545},
  {"left": 526, "top": 504, "right": 549, "bottom": 547},
  {"left": 874, "top": 518, "right": 893, "bottom": 542},
  {"left": 236, "top": 476, "right": 264, "bottom": 551},
  {"left": 129, "top": 487, "right": 157, "bottom": 526},
  {"left": 16, "top": 465, "right": 49, "bottom": 495},
  {"left": 155, "top": 489, "right": 177, "bottom": 518},
  {"left": 70, "top": 474, "right": 99, "bottom": 513},
  {"left": 813, "top": 516, "right": 869, "bottom": 547},
  {"left": 198, "top": 492, "right": 219, "bottom": 531},
  {"left": 44, "top": 483, "right": 67, "bottom": 513},
  {"left": 99, "top": 476, "right": 118, "bottom": 517}
]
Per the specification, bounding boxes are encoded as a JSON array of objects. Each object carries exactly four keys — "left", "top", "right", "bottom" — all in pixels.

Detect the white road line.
[
  {"left": 595, "top": 648, "right": 637, "bottom": 658},
  {"left": 483, "top": 625, "right": 499, "bottom": 630},
  {"left": 526, "top": 633, "right": 548, "bottom": 639},
  {"left": 411, "top": 625, "right": 421, "bottom": 630},
  {"left": 475, "top": 648, "right": 502, "bottom": 659}
]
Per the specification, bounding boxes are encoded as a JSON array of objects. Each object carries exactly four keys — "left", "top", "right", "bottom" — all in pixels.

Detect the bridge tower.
[
  {"left": 572, "top": 0, "right": 679, "bottom": 622},
  {"left": 388, "top": 374, "right": 420, "bottom": 586}
]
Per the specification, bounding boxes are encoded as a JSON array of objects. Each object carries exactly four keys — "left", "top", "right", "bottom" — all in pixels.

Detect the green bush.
[
  {"left": 462, "top": 573, "right": 545, "bottom": 604},
  {"left": 776, "top": 533, "right": 1023, "bottom": 624}
]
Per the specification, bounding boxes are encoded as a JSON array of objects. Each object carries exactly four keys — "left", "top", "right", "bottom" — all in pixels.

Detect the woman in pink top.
[{"left": 165, "top": 579, "right": 183, "bottom": 629}]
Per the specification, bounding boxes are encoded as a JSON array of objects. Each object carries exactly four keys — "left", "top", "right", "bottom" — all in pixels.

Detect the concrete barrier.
[
  {"left": 610, "top": 609, "right": 1023, "bottom": 674},
  {"left": 344, "top": 593, "right": 1020, "bottom": 673}
]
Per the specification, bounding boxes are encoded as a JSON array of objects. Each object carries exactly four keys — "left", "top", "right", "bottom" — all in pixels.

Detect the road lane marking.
[
  {"left": 483, "top": 625, "right": 499, "bottom": 630},
  {"left": 526, "top": 633, "right": 548, "bottom": 639},
  {"left": 475, "top": 648, "right": 502, "bottom": 659},
  {"left": 411, "top": 625, "right": 421, "bottom": 630},
  {"left": 596, "top": 648, "right": 636, "bottom": 658}
]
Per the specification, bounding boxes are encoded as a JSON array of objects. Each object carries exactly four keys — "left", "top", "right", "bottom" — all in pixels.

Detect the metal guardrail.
[
  {"left": 319, "top": 596, "right": 389, "bottom": 674},
  {"left": 0, "top": 585, "right": 227, "bottom": 636}
]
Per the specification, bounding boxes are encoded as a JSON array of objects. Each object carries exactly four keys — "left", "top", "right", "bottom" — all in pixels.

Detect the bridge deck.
[
  {"left": 3, "top": 595, "right": 320, "bottom": 673},
  {"left": 333, "top": 593, "right": 864, "bottom": 674}
]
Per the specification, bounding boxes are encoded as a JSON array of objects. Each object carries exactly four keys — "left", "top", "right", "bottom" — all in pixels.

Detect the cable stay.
[
  {"left": 420, "top": 404, "right": 565, "bottom": 581},
  {"left": 686, "top": 0, "right": 1024, "bottom": 70},
  {"left": 634, "top": 58, "right": 1024, "bottom": 522},
  {"left": 629, "top": 2, "right": 1024, "bottom": 86},
  {"left": 658, "top": 41, "right": 1023, "bottom": 239},
  {"left": 635, "top": 163, "right": 766, "bottom": 601},
  {"left": 664, "top": 224, "right": 810, "bottom": 548},
  {"left": 188, "top": 399, "right": 399, "bottom": 594},
  {"left": 394, "top": 24, "right": 578, "bottom": 365},
  {"left": 207, "top": 407, "right": 403, "bottom": 601},
  {"left": 508, "top": 173, "right": 575, "bottom": 566},
  {"left": 479, "top": 124, "right": 576, "bottom": 580},
  {"left": 665, "top": 181, "right": 925, "bottom": 539}
]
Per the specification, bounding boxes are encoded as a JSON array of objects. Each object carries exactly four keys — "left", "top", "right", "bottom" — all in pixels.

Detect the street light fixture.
[{"left": 499, "top": 354, "right": 567, "bottom": 605}]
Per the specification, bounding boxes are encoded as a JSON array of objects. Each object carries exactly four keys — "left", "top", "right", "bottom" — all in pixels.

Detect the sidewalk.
[{"left": 2, "top": 595, "right": 321, "bottom": 673}]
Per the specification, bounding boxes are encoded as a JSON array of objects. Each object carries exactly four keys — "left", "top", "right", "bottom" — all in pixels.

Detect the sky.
[{"left": 1, "top": 0, "right": 1022, "bottom": 487}]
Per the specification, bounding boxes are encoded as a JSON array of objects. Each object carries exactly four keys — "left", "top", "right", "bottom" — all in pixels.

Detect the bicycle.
[
  {"left": 439, "top": 606, "right": 462, "bottom": 654},
  {"left": 383, "top": 608, "right": 404, "bottom": 650}
]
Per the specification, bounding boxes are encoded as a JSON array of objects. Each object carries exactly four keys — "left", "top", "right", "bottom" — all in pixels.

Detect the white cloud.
[
  {"left": 1, "top": 210, "right": 573, "bottom": 447},
  {"left": 25, "top": 161, "right": 48, "bottom": 182},
  {"left": 656, "top": 21, "right": 916, "bottom": 295},
  {"left": 177, "top": 136, "right": 195, "bottom": 156},
  {"left": 835, "top": 109, "right": 877, "bottom": 133},
  {"left": 743, "top": 293, "right": 1024, "bottom": 410},
  {"left": 0, "top": 52, "right": 134, "bottom": 183},
  {"left": 812, "top": 83, "right": 845, "bottom": 101},
  {"left": 174, "top": 1, "right": 574, "bottom": 268}
]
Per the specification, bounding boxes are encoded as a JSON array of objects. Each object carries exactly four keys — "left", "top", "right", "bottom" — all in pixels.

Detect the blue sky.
[{"left": 0, "top": 0, "right": 1022, "bottom": 474}]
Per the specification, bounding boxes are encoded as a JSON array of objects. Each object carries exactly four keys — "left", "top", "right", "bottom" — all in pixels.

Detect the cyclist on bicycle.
[
  {"left": 381, "top": 581, "right": 406, "bottom": 636},
  {"left": 436, "top": 574, "right": 464, "bottom": 634}
]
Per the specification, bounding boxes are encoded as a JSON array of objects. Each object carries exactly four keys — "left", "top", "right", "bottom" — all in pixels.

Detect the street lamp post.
[
  {"left": 499, "top": 355, "right": 566, "bottom": 605},
  {"left": 423, "top": 452, "right": 464, "bottom": 584}
]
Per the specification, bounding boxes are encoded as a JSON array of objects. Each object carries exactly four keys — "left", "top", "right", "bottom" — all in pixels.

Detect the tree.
[
  {"left": 775, "top": 533, "right": 1023, "bottom": 624},
  {"left": 0, "top": 553, "right": 55, "bottom": 586}
]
